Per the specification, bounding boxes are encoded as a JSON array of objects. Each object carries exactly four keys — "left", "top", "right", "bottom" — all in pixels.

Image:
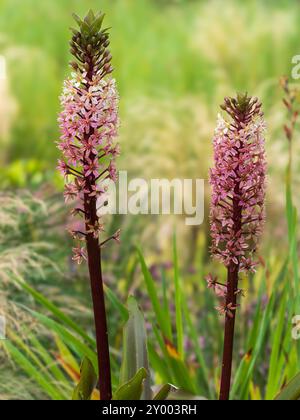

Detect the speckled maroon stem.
[
  {"left": 219, "top": 128, "right": 243, "bottom": 401},
  {"left": 84, "top": 193, "right": 112, "bottom": 401},
  {"left": 219, "top": 263, "right": 239, "bottom": 400},
  {"left": 83, "top": 61, "right": 112, "bottom": 401}
]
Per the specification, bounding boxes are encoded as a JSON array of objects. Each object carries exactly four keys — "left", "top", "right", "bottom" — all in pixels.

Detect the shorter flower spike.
[
  {"left": 209, "top": 93, "right": 267, "bottom": 401},
  {"left": 209, "top": 93, "right": 266, "bottom": 272}
]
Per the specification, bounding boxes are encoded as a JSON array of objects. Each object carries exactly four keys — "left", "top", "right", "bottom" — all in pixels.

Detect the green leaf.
[
  {"left": 120, "top": 297, "right": 151, "bottom": 400},
  {"left": 275, "top": 372, "right": 300, "bottom": 400},
  {"left": 104, "top": 285, "right": 129, "bottom": 322},
  {"left": 91, "top": 13, "right": 105, "bottom": 33},
  {"left": 148, "top": 342, "right": 171, "bottom": 381},
  {"left": 72, "top": 13, "right": 83, "bottom": 29},
  {"left": 15, "top": 279, "right": 95, "bottom": 347},
  {"left": 4, "top": 341, "right": 63, "bottom": 400},
  {"left": 231, "top": 260, "right": 288, "bottom": 399},
  {"left": 113, "top": 368, "right": 147, "bottom": 401},
  {"left": 161, "top": 268, "right": 172, "bottom": 338},
  {"left": 167, "top": 389, "right": 207, "bottom": 400},
  {"left": 137, "top": 247, "right": 171, "bottom": 340},
  {"left": 72, "top": 357, "right": 97, "bottom": 400},
  {"left": 152, "top": 325, "right": 197, "bottom": 395},
  {"left": 153, "top": 384, "right": 172, "bottom": 400},
  {"left": 84, "top": 9, "right": 95, "bottom": 26},
  {"left": 182, "top": 294, "right": 213, "bottom": 398},
  {"left": 265, "top": 287, "right": 288, "bottom": 399},
  {"left": 28, "top": 333, "right": 67, "bottom": 385},
  {"left": 25, "top": 307, "right": 98, "bottom": 371},
  {"left": 173, "top": 233, "right": 184, "bottom": 359}
]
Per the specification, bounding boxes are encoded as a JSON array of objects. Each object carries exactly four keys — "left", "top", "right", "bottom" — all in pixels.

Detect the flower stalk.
[
  {"left": 57, "top": 10, "right": 120, "bottom": 400},
  {"left": 209, "top": 93, "right": 266, "bottom": 400}
]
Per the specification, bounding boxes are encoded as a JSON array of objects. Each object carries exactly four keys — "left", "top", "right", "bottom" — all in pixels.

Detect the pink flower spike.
[
  {"left": 209, "top": 94, "right": 266, "bottom": 401},
  {"left": 209, "top": 97, "right": 266, "bottom": 271}
]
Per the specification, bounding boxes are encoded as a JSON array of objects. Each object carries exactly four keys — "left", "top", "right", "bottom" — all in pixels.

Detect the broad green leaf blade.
[
  {"left": 72, "top": 357, "right": 97, "bottom": 401},
  {"left": 120, "top": 297, "right": 151, "bottom": 400},
  {"left": 113, "top": 368, "right": 147, "bottom": 401},
  {"left": 275, "top": 372, "right": 300, "bottom": 400},
  {"left": 153, "top": 384, "right": 172, "bottom": 400},
  {"left": 148, "top": 342, "right": 171, "bottom": 382}
]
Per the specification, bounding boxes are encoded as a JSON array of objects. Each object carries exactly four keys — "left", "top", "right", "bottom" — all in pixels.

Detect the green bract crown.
[
  {"left": 69, "top": 10, "right": 113, "bottom": 79},
  {"left": 221, "top": 93, "right": 262, "bottom": 124}
]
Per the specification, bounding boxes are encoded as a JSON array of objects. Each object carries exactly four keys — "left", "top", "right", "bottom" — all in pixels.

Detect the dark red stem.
[
  {"left": 219, "top": 146, "right": 242, "bottom": 401},
  {"left": 84, "top": 193, "right": 112, "bottom": 400},
  {"left": 83, "top": 59, "right": 112, "bottom": 400},
  {"left": 219, "top": 263, "right": 239, "bottom": 400}
]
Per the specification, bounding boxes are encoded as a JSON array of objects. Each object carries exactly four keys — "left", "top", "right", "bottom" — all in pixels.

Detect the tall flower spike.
[
  {"left": 57, "top": 10, "right": 120, "bottom": 401},
  {"left": 209, "top": 93, "right": 266, "bottom": 401}
]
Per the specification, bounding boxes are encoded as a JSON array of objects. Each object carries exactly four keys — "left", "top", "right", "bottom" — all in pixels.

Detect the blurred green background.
[
  {"left": 1, "top": 0, "right": 299, "bottom": 246},
  {"left": 0, "top": 0, "right": 299, "bottom": 246},
  {"left": 1, "top": 0, "right": 300, "bottom": 400}
]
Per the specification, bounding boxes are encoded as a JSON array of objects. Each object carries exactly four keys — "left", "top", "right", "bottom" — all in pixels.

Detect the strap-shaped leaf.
[
  {"left": 153, "top": 384, "right": 172, "bottom": 400},
  {"left": 72, "top": 357, "right": 97, "bottom": 401},
  {"left": 275, "top": 372, "right": 300, "bottom": 400},
  {"left": 119, "top": 296, "right": 151, "bottom": 399},
  {"left": 113, "top": 368, "right": 147, "bottom": 401}
]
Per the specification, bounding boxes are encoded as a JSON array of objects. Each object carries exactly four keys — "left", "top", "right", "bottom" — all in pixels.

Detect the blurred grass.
[
  {"left": 0, "top": 0, "right": 300, "bottom": 251},
  {"left": 0, "top": 0, "right": 300, "bottom": 171}
]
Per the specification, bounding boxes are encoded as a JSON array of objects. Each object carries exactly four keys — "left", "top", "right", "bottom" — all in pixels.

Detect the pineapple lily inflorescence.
[
  {"left": 57, "top": 10, "right": 120, "bottom": 400},
  {"left": 208, "top": 93, "right": 266, "bottom": 400}
]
